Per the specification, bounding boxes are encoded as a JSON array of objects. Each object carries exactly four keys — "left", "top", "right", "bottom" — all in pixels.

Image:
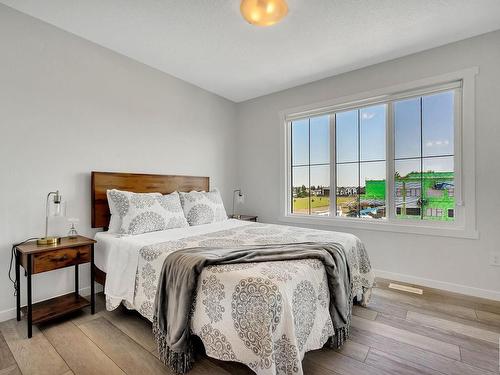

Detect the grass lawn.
[
  {"left": 292, "top": 196, "right": 358, "bottom": 214},
  {"left": 293, "top": 196, "right": 330, "bottom": 210}
]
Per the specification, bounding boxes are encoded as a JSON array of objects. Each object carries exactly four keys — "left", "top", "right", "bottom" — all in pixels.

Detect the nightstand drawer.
[{"left": 32, "top": 245, "right": 91, "bottom": 274}]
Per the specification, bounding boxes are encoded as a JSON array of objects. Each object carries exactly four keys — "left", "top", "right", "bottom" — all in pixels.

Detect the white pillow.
[
  {"left": 179, "top": 189, "right": 228, "bottom": 226},
  {"left": 107, "top": 190, "right": 126, "bottom": 233},
  {"left": 107, "top": 189, "right": 188, "bottom": 235}
]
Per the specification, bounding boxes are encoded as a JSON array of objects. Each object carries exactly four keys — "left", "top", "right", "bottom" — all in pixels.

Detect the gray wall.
[
  {"left": 0, "top": 5, "right": 237, "bottom": 320},
  {"left": 235, "top": 30, "right": 500, "bottom": 299}
]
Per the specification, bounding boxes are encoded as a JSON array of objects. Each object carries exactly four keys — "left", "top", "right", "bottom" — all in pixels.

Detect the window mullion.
[
  {"left": 357, "top": 110, "right": 361, "bottom": 218},
  {"left": 308, "top": 118, "right": 311, "bottom": 215},
  {"left": 289, "top": 121, "right": 293, "bottom": 215},
  {"left": 420, "top": 97, "right": 424, "bottom": 220},
  {"left": 330, "top": 114, "right": 336, "bottom": 217},
  {"left": 454, "top": 88, "right": 463, "bottom": 215},
  {"left": 387, "top": 102, "right": 395, "bottom": 221}
]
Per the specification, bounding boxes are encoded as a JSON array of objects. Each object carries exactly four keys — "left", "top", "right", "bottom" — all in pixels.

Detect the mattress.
[{"left": 94, "top": 219, "right": 249, "bottom": 273}]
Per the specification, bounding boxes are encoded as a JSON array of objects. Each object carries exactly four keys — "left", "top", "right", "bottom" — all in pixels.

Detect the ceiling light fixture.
[{"left": 240, "top": 0, "right": 288, "bottom": 27}]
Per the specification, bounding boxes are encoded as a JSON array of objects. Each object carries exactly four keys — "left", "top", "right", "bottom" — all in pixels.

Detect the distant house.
[
  {"left": 359, "top": 172, "right": 454, "bottom": 221},
  {"left": 336, "top": 186, "right": 358, "bottom": 196},
  {"left": 395, "top": 171, "right": 454, "bottom": 221},
  {"left": 310, "top": 187, "right": 330, "bottom": 197}
]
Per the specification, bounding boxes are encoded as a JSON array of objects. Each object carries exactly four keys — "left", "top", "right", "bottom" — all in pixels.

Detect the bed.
[{"left": 91, "top": 172, "right": 374, "bottom": 375}]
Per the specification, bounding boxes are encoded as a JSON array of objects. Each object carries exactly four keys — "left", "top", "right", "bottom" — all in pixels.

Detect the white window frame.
[{"left": 279, "top": 68, "right": 478, "bottom": 239}]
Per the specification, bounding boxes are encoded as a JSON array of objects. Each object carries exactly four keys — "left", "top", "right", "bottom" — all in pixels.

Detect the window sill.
[{"left": 279, "top": 214, "right": 479, "bottom": 239}]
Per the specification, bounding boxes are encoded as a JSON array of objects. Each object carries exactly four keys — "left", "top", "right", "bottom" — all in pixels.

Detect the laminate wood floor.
[{"left": 1, "top": 279, "right": 499, "bottom": 375}]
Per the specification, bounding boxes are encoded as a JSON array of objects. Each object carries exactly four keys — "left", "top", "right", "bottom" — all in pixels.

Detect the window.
[
  {"left": 335, "top": 105, "right": 386, "bottom": 219},
  {"left": 426, "top": 208, "right": 445, "bottom": 217},
  {"left": 285, "top": 79, "right": 469, "bottom": 232},
  {"left": 394, "top": 91, "right": 455, "bottom": 221},
  {"left": 291, "top": 115, "right": 330, "bottom": 216}
]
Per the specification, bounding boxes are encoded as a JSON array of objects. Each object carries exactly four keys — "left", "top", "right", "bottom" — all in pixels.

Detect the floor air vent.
[{"left": 388, "top": 282, "right": 423, "bottom": 295}]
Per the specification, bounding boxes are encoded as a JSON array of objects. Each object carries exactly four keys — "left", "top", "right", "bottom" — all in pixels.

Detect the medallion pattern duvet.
[{"left": 105, "top": 222, "right": 374, "bottom": 374}]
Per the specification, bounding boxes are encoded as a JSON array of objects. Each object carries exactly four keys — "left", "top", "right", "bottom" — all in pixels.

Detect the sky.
[{"left": 292, "top": 91, "right": 454, "bottom": 189}]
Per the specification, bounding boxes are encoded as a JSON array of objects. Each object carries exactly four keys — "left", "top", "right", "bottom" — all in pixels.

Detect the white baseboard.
[
  {"left": 2, "top": 271, "right": 497, "bottom": 322},
  {"left": 0, "top": 284, "right": 103, "bottom": 323},
  {"left": 374, "top": 269, "right": 500, "bottom": 302}
]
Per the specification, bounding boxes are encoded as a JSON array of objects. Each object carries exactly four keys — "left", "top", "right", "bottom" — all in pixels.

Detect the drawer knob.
[{"left": 55, "top": 255, "right": 68, "bottom": 261}]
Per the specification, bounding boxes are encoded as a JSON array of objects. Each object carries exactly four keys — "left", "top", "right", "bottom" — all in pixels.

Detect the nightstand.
[
  {"left": 15, "top": 236, "right": 96, "bottom": 338},
  {"left": 230, "top": 215, "right": 258, "bottom": 222}
]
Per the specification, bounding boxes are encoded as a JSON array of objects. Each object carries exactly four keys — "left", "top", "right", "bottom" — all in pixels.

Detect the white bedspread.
[
  {"left": 95, "top": 220, "right": 250, "bottom": 307},
  {"left": 95, "top": 220, "right": 374, "bottom": 374}
]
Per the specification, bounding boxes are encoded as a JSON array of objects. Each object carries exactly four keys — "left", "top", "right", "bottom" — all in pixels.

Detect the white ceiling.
[{"left": 2, "top": 0, "right": 500, "bottom": 102}]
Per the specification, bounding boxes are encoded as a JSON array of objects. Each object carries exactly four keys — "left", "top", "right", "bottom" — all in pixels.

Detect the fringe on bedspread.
[
  {"left": 153, "top": 316, "right": 194, "bottom": 374},
  {"left": 153, "top": 285, "right": 365, "bottom": 374},
  {"left": 329, "top": 324, "right": 351, "bottom": 349},
  {"left": 154, "top": 317, "right": 353, "bottom": 375}
]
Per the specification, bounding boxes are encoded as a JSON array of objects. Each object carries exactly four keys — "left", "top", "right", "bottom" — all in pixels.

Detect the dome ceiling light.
[{"left": 240, "top": 0, "right": 289, "bottom": 27}]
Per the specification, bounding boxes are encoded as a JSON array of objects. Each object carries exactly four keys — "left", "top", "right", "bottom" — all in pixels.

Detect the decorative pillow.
[
  {"left": 106, "top": 191, "right": 123, "bottom": 233},
  {"left": 179, "top": 189, "right": 228, "bottom": 226},
  {"left": 107, "top": 190, "right": 188, "bottom": 235}
]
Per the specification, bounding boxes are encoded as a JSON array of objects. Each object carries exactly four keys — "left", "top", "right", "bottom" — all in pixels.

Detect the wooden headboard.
[{"left": 91, "top": 171, "right": 209, "bottom": 229}]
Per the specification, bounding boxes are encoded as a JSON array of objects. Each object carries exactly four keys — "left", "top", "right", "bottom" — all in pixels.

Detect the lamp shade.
[
  {"left": 49, "top": 195, "right": 65, "bottom": 217},
  {"left": 38, "top": 190, "right": 65, "bottom": 245},
  {"left": 240, "top": 0, "right": 288, "bottom": 26}
]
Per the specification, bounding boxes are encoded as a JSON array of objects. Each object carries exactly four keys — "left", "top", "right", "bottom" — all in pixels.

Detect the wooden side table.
[
  {"left": 230, "top": 215, "right": 258, "bottom": 222},
  {"left": 15, "top": 236, "right": 96, "bottom": 338}
]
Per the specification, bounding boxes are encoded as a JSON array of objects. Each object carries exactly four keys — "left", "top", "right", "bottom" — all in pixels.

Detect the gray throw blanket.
[{"left": 152, "top": 242, "right": 352, "bottom": 374}]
